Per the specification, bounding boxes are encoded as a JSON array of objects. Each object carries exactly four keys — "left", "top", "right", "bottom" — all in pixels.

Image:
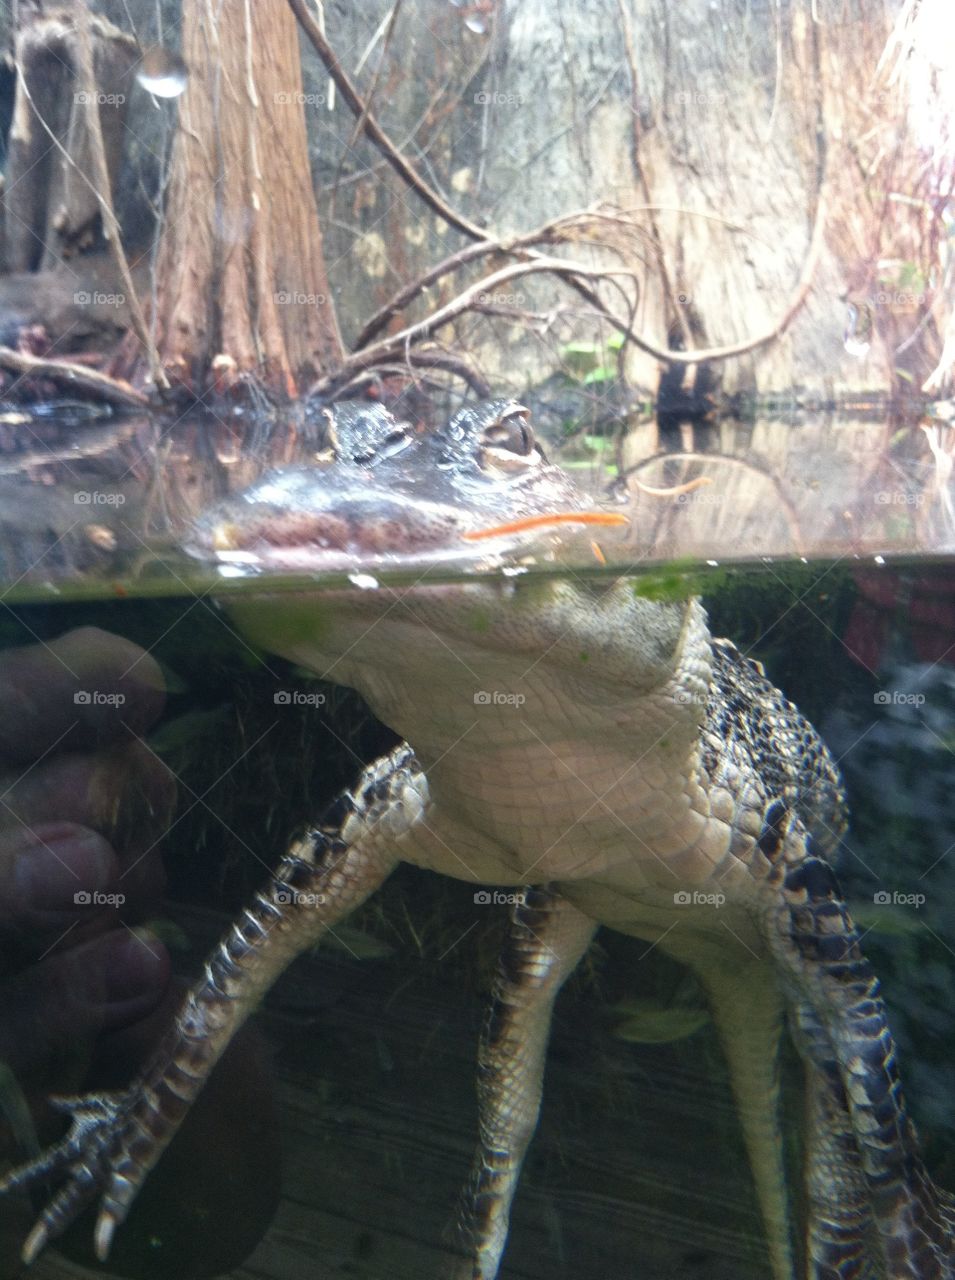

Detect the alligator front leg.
[
  {"left": 453, "top": 884, "right": 596, "bottom": 1280},
  {"left": 768, "top": 820, "right": 955, "bottom": 1280},
  {"left": 0, "top": 743, "right": 428, "bottom": 1264}
]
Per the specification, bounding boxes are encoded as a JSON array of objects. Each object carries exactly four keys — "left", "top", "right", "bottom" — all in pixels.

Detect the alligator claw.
[{"left": 0, "top": 1091, "right": 128, "bottom": 1263}]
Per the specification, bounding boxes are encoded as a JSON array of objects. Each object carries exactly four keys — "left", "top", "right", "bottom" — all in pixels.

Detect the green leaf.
[{"left": 582, "top": 365, "right": 616, "bottom": 385}]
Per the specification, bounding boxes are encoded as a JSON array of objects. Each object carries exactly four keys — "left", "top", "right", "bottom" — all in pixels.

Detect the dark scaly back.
[{"left": 704, "top": 637, "right": 848, "bottom": 857}]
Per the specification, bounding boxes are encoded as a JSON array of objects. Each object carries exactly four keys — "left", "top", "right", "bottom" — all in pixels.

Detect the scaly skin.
[{"left": 2, "top": 400, "right": 952, "bottom": 1279}]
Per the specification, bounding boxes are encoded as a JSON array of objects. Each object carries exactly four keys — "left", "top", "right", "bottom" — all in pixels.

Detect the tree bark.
[
  {"left": 146, "top": 0, "right": 344, "bottom": 398},
  {"left": 2, "top": 3, "right": 138, "bottom": 272}
]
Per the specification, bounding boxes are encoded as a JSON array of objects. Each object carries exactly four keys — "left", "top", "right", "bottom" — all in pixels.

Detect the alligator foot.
[
  {"left": 768, "top": 818, "right": 955, "bottom": 1280},
  {"left": 453, "top": 885, "right": 596, "bottom": 1280},
  {"left": 0, "top": 1091, "right": 131, "bottom": 1261},
  {"left": 0, "top": 744, "right": 423, "bottom": 1263}
]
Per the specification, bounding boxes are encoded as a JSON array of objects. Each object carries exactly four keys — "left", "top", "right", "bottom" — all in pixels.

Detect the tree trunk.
[
  {"left": 144, "top": 0, "right": 343, "bottom": 398},
  {"left": 2, "top": 3, "right": 138, "bottom": 273}
]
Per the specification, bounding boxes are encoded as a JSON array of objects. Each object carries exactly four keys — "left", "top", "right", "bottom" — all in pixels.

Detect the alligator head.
[{"left": 191, "top": 398, "right": 628, "bottom": 571}]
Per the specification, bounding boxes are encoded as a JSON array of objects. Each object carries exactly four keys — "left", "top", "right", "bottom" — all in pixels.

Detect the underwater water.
[{"left": 0, "top": 408, "right": 953, "bottom": 1280}]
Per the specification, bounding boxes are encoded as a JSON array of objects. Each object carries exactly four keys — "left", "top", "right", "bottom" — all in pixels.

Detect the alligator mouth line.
[{"left": 461, "top": 511, "right": 629, "bottom": 541}]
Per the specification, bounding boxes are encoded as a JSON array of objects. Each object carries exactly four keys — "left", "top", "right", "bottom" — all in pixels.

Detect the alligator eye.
[
  {"left": 378, "top": 428, "right": 413, "bottom": 459},
  {"left": 483, "top": 411, "right": 535, "bottom": 456},
  {"left": 351, "top": 427, "right": 412, "bottom": 466}
]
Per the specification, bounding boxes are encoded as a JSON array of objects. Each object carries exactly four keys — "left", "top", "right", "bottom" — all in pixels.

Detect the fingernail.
[
  {"left": 103, "top": 929, "right": 166, "bottom": 1004},
  {"left": 14, "top": 829, "right": 117, "bottom": 912}
]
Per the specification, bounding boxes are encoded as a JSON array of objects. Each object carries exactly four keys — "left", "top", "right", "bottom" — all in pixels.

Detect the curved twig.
[
  {"left": 320, "top": 348, "right": 491, "bottom": 400},
  {"left": 312, "top": 258, "right": 635, "bottom": 396},
  {"left": 625, "top": 450, "right": 806, "bottom": 553},
  {"left": 0, "top": 347, "right": 149, "bottom": 408}
]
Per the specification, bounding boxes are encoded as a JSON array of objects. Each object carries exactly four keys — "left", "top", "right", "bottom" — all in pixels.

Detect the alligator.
[{"left": 2, "top": 399, "right": 953, "bottom": 1280}]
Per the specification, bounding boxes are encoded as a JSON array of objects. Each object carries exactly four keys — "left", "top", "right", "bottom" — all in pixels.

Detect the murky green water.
[{"left": 0, "top": 549, "right": 953, "bottom": 1279}]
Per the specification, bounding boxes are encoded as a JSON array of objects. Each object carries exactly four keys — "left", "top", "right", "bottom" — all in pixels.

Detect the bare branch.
[
  {"left": 324, "top": 349, "right": 490, "bottom": 401},
  {"left": 0, "top": 346, "right": 149, "bottom": 408},
  {"left": 286, "top": 0, "right": 486, "bottom": 242}
]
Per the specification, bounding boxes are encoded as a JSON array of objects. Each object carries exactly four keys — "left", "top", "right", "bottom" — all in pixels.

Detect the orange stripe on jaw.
[{"left": 461, "top": 511, "right": 629, "bottom": 541}]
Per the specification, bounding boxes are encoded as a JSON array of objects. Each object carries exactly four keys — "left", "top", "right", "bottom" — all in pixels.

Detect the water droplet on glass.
[
  {"left": 136, "top": 46, "right": 188, "bottom": 98},
  {"left": 348, "top": 572, "right": 380, "bottom": 590},
  {"left": 844, "top": 336, "right": 871, "bottom": 358},
  {"left": 465, "top": 14, "right": 488, "bottom": 33},
  {"left": 843, "top": 301, "right": 872, "bottom": 358}
]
